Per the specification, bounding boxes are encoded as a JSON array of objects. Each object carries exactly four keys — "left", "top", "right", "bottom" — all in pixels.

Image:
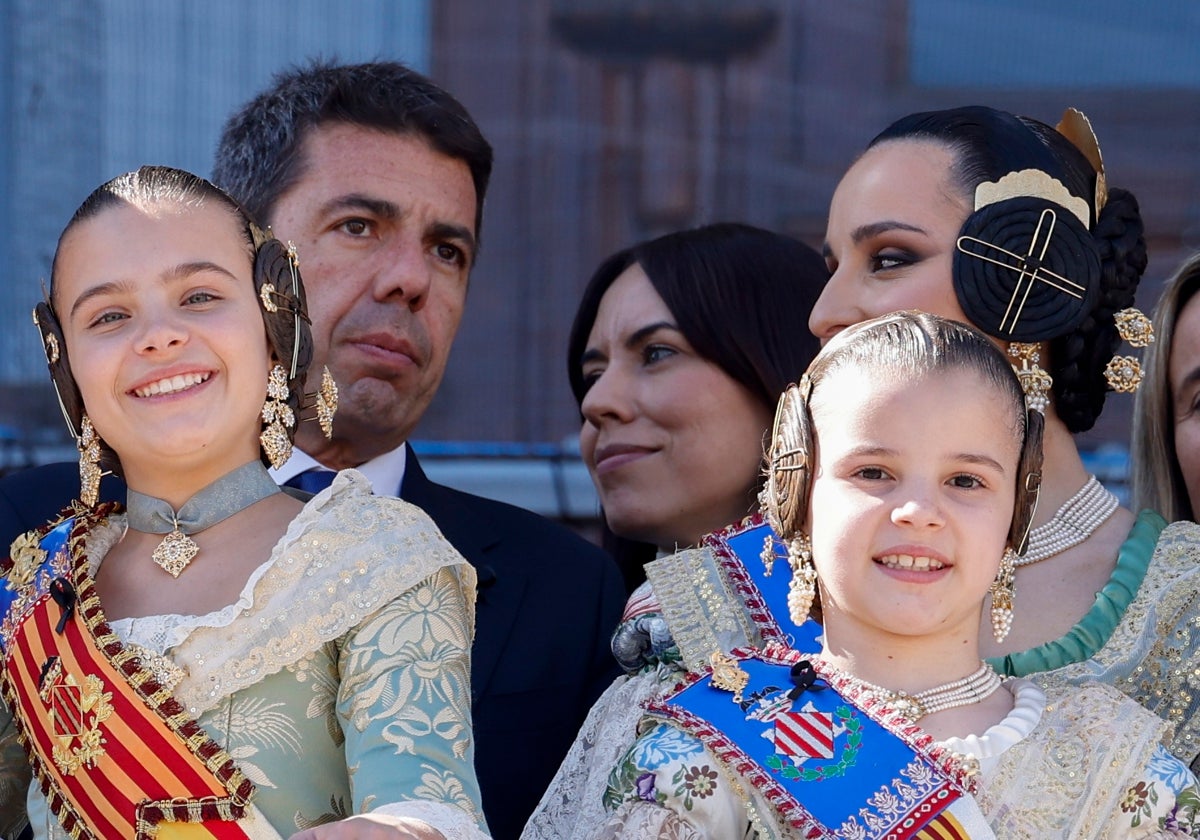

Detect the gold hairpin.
[
  {"left": 956, "top": 208, "right": 1086, "bottom": 336},
  {"left": 974, "top": 169, "right": 1090, "bottom": 228}
]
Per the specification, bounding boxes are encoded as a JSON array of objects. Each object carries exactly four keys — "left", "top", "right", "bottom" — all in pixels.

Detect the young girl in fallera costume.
[
  {"left": 598, "top": 312, "right": 1200, "bottom": 838},
  {"left": 0, "top": 167, "right": 487, "bottom": 839}
]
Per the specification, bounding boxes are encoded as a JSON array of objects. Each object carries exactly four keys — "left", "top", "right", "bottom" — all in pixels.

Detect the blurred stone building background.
[{"left": 2, "top": 0, "right": 1198, "bottom": 508}]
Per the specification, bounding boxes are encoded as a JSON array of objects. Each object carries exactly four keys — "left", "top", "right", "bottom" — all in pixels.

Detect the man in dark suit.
[{"left": 0, "top": 61, "right": 624, "bottom": 840}]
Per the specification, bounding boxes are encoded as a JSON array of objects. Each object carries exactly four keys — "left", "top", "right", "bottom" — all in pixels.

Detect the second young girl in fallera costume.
[{"left": 598, "top": 313, "right": 1200, "bottom": 839}]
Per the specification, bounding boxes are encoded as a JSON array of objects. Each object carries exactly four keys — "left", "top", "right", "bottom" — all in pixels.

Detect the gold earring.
[
  {"left": 1007, "top": 343, "right": 1052, "bottom": 414},
  {"left": 316, "top": 366, "right": 338, "bottom": 439},
  {"left": 77, "top": 416, "right": 102, "bottom": 508},
  {"left": 787, "top": 533, "right": 817, "bottom": 626},
  {"left": 260, "top": 364, "right": 295, "bottom": 469},
  {"left": 990, "top": 548, "right": 1017, "bottom": 643}
]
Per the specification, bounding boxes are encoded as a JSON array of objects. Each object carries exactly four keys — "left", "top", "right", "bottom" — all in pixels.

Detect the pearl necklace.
[
  {"left": 832, "top": 660, "right": 1003, "bottom": 723},
  {"left": 1015, "top": 475, "right": 1118, "bottom": 568}
]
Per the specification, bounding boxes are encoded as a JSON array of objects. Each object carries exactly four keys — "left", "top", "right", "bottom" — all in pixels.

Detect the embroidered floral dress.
[
  {"left": 524, "top": 517, "right": 804, "bottom": 840},
  {"left": 0, "top": 470, "right": 488, "bottom": 839}
]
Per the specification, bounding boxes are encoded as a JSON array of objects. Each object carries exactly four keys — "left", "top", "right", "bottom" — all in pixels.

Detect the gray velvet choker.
[{"left": 125, "top": 460, "right": 281, "bottom": 577}]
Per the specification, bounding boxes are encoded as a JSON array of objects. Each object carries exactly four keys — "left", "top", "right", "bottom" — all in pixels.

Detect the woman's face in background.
[
  {"left": 1169, "top": 292, "right": 1200, "bottom": 516},
  {"left": 577, "top": 264, "right": 773, "bottom": 549},
  {"left": 811, "top": 140, "right": 974, "bottom": 342}
]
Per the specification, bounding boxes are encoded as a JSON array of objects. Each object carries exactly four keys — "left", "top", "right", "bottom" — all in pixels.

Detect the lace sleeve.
[
  {"left": 336, "top": 565, "right": 487, "bottom": 834},
  {"left": 0, "top": 699, "right": 30, "bottom": 839}
]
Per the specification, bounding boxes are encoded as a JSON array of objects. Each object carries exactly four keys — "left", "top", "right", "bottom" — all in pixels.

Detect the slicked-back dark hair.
[
  {"left": 869, "top": 106, "right": 1148, "bottom": 433},
  {"left": 212, "top": 60, "right": 494, "bottom": 239}
]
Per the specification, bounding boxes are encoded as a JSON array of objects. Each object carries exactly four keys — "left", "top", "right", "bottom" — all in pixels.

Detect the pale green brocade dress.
[{"left": 0, "top": 471, "right": 489, "bottom": 839}]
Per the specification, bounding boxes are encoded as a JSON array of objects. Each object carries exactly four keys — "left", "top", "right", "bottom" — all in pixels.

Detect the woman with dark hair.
[
  {"left": 812, "top": 105, "right": 1200, "bottom": 765},
  {"left": 1132, "top": 252, "right": 1200, "bottom": 522},
  {"left": 566, "top": 222, "right": 826, "bottom": 592},
  {"left": 0, "top": 167, "right": 487, "bottom": 839},
  {"left": 524, "top": 223, "right": 828, "bottom": 838}
]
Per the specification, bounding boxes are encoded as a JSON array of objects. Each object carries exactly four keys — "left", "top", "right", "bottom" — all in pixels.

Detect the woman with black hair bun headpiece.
[{"left": 812, "top": 105, "right": 1200, "bottom": 768}]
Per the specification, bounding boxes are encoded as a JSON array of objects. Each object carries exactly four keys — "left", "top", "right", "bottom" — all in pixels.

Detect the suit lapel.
[{"left": 399, "top": 445, "right": 528, "bottom": 699}]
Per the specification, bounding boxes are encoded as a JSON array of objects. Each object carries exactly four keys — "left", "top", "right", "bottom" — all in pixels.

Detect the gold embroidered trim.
[{"left": 645, "top": 546, "right": 755, "bottom": 675}]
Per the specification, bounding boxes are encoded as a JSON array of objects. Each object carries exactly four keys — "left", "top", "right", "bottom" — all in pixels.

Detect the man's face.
[{"left": 268, "top": 124, "right": 478, "bottom": 468}]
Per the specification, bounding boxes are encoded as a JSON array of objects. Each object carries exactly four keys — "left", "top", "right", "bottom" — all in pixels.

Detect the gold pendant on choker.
[{"left": 152, "top": 529, "right": 199, "bottom": 578}]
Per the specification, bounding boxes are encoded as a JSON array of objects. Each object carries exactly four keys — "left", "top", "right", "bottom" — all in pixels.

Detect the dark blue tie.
[{"left": 284, "top": 468, "right": 336, "bottom": 495}]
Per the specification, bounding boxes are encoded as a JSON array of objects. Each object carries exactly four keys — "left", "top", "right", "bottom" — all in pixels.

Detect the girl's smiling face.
[
  {"left": 807, "top": 364, "right": 1021, "bottom": 649},
  {"left": 54, "top": 199, "right": 270, "bottom": 490}
]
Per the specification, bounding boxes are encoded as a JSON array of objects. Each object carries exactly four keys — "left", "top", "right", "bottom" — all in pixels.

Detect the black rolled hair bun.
[
  {"left": 1049, "top": 187, "right": 1147, "bottom": 432},
  {"left": 954, "top": 196, "right": 1101, "bottom": 343}
]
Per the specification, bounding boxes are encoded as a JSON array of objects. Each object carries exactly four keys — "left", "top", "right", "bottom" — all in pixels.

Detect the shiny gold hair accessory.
[
  {"left": 43, "top": 332, "right": 60, "bottom": 364},
  {"left": 1055, "top": 107, "right": 1107, "bottom": 216},
  {"left": 1104, "top": 307, "right": 1154, "bottom": 393},
  {"left": 759, "top": 377, "right": 811, "bottom": 537},
  {"left": 1007, "top": 343, "right": 1052, "bottom": 414},
  {"left": 257, "top": 241, "right": 305, "bottom": 379},
  {"left": 260, "top": 364, "right": 295, "bottom": 468},
  {"left": 974, "top": 170, "right": 1090, "bottom": 229}
]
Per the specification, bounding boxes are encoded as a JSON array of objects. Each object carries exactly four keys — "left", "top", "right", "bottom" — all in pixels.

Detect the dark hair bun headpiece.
[{"left": 954, "top": 169, "right": 1100, "bottom": 343}]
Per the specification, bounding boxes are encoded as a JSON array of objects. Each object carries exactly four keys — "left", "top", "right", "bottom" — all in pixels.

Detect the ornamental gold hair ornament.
[
  {"left": 249, "top": 220, "right": 273, "bottom": 250},
  {"left": 1104, "top": 307, "right": 1155, "bottom": 394},
  {"left": 954, "top": 160, "right": 1101, "bottom": 344},
  {"left": 256, "top": 240, "right": 309, "bottom": 379},
  {"left": 1055, "top": 107, "right": 1107, "bottom": 216},
  {"left": 974, "top": 170, "right": 1091, "bottom": 229}
]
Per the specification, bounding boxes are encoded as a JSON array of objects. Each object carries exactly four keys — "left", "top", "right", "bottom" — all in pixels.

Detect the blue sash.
[
  {"left": 646, "top": 647, "right": 976, "bottom": 839},
  {"left": 707, "top": 517, "right": 822, "bottom": 650},
  {"left": 1, "top": 517, "right": 73, "bottom": 650}
]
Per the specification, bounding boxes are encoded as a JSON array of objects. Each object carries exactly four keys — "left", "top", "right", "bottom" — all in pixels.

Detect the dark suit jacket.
[{"left": 0, "top": 453, "right": 625, "bottom": 840}]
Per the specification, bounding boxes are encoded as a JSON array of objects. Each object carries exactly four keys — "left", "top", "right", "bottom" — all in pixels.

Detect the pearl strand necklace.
[
  {"left": 1015, "top": 475, "right": 1119, "bottom": 568},
  {"left": 833, "top": 660, "right": 1003, "bottom": 723}
]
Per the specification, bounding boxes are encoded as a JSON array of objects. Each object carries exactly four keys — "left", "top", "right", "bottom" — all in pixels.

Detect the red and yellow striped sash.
[{"left": 1, "top": 510, "right": 260, "bottom": 839}]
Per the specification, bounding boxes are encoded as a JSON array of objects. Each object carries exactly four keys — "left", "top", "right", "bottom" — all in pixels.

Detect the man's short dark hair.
[{"left": 212, "top": 60, "right": 493, "bottom": 237}]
